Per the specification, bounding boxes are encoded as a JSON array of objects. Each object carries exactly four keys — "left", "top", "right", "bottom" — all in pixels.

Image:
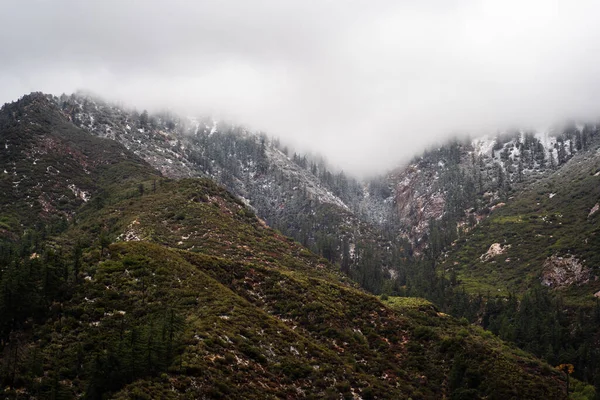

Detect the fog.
[{"left": 2, "top": 0, "right": 600, "bottom": 176}]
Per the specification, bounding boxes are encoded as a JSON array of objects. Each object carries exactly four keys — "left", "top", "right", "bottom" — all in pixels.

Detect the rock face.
[
  {"left": 392, "top": 165, "right": 446, "bottom": 246},
  {"left": 480, "top": 243, "right": 510, "bottom": 262},
  {"left": 540, "top": 255, "right": 590, "bottom": 288}
]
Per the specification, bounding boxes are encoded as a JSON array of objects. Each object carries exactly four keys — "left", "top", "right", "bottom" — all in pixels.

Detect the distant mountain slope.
[
  {"left": 37, "top": 91, "right": 600, "bottom": 300},
  {"left": 53, "top": 92, "right": 405, "bottom": 293},
  {"left": 57, "top": 91, "right": 600, "bottom": 256},
  {"left": 386, "top": 125, "right": 599, "bottom": 254},
  {"left": 441, "top": 138, "right": 600, "bottom": 301},
  {"left": 418, "top": 135, "right": 600, "bottom": 393}
]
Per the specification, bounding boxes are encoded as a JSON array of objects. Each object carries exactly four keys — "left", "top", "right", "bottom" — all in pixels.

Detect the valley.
[{"left": 0, "top": 92, "right": 599, "bottom": 398}]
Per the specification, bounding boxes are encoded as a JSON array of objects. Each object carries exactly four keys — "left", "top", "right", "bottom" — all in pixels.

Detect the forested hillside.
[
  {"left": 48, "top": 93, "right": 600, "bottom": 396},
  {"left": 0, "top": 93, "right": 590, "bottom": 399},
  {"left": 382, "top": 132, "right": 600, "bottom": 394},
  {"left": 54, "top": 92, "right": 600, "bottom": 292},
  {"left": 424, "top": 138, "right": 600, "bottom": 390},
  {"left": 0, "top": 93, "right": 160, "bottom": 239}
]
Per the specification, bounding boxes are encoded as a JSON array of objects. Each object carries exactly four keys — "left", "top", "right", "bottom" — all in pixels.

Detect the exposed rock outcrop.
[
  {"left": 392, "top": 165, "right": 445, "bottom": 248},
  {"left": 480, "top": 243, "right": 510, "bottom": 262},
  {"left": 588, "top": 203, "right": 599, "bottom": 218},
  {"left": 540, "top": 255, "right": 590, "bottom": 288}
]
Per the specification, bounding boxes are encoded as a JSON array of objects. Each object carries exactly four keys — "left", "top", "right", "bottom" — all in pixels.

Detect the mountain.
[
  {"left": 373, "top": 124, "right": 600, "bottom": 392},
  {"left": 425, "top": 135, "right": 600, "bottom": 389},
  {"left": 43, "top": 91, "right": 600, "bottom": 393},
  {"left": 55, "top": 92, "right": 599, "bottom": 277},
  {"left": 0, "top": 93, "right": 590, "bottom": 398},
  {"left": 0, "top": 92, "right": 161, "bottom": 240},
  {"left": 441, "top": 142, "right": 600, "bottom": 298},
  {"left": 52, "top": 92, "right": 406, "bottom": 293},
  {"left": 385, "top": 125, "right": 598, "bottom": 254},
  {"left": 42, "top": 92, "right": 600, "bottom": 393}
]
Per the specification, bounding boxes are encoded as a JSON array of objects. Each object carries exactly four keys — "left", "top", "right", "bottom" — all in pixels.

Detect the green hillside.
[
  {"left": 1, "top": 177, "right": 584, "bottom": 399},
  {"left": 435, "top": 142, "right": 600, "bottom": 391},
  {"left": 0, "top": 92, "right": 160, "bottom": 239},
  {"left": 442, "top": 144, "right": 600, "bottom": 303},
  {"left": 0, "top": 93, "right": 592, "bottom": 399}
]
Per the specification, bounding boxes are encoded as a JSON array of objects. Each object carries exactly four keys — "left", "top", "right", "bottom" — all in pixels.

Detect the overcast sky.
[{"left": 2, "top": 1, "right": 600, "bottom": 176}]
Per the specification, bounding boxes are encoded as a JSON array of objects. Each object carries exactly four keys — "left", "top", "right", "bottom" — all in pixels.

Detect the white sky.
[{"left": 2, "top": 0, "right": 600, "bottom": 176}]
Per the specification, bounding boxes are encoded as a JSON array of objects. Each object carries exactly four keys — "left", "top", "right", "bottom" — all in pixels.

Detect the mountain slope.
[
  {"left": 384, "top": 126, "right": 599, "bottom": 254},
  {"left": 441, "top": 143, "right": 600, "bottom": 300},
  {"left": 0, "top": 94, "right": 584, "bottom": 399},
  {"left": 423, "top": 137, "right": 600, "bottom": 391},
  {"left": 53, "top": 92, "right": 405, "bottom": 293},
  {"left": 0, "top": 92, "right": 160, "bottom": 239},
  {"left": 52, "top": 91, "right": 600, "bottom": 262},
  {"left": 2, "top": 179, "right": 575, "bottom": 399}
]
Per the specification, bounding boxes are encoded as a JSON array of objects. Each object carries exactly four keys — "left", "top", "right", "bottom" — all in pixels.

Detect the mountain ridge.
[
  {"left": 0, "top": 91, "right": 590, "bottom": 399},
  {"left": 56, "top": 91, "right": 599, "bottom": 253}
]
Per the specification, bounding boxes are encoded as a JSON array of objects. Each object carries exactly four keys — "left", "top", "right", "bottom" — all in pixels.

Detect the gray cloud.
[{"left": 2, "top": 0, "right": 600, "bottom": 176}]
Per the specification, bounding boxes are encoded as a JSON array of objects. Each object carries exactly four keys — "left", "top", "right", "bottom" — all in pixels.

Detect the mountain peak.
[
  {"left": 0, "top": 91, "right": 68, "bottom": 129},
  {"left": 0, "top": 92, "right": 159, "bottom": 237},
  {"left": 3, "top": 91, "right": 55, "bottom": 111}
]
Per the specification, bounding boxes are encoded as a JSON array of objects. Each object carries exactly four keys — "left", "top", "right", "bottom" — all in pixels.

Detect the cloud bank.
[{"left": 2, "top": 0, "right": 600, "bottom": 176}]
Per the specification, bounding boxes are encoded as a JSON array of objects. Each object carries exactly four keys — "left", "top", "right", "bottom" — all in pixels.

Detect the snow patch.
[
  {"left": 68, "top": 184, "right": 90, "bottom": 202},
  {"left": 118, "top": 218, "right": 142, "bottom": 242},
  {"left": 534, "top": 130, "right": 556, "bottom": 151},
  {"left": 471, "top": 135, "right": 496, "bottom": 156},
  {"left": 263, "top": 145, "right": 348, "bottom": 210}
]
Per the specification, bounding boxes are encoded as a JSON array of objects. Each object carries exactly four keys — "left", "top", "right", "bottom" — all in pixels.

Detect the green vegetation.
[
  {"left": 425, "top": 142, "right": 600, "bottom": 392},
  {"left": 0, "top": 93, "right": 160, "bottom": 240},
  {"left": 0, "top": 93, "right": 593, "bottom": 398},
  {"left": 441, "top": 143, "right": 600, "bottom": 301},
  {"left": 384, "top": 296, "right": 594, "bottom": 400},
  {"left": 0, "top": 173, "right": 576, "bottom": 398}
]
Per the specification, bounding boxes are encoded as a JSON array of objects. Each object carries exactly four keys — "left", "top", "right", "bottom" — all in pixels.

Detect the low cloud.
[{"left": 3, "top": 0, "right": 600, "bottom": 176}]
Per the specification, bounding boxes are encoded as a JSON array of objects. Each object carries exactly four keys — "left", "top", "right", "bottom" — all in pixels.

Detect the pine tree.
[
  {"left": 99, "top": 231, "right": 111, "bottom": 257},
  {"left": 139, "top": 110, "right": 149, "bottom": 128},
  {"left": 517, "top": 157, "right": 524, "bottom": 182}
]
